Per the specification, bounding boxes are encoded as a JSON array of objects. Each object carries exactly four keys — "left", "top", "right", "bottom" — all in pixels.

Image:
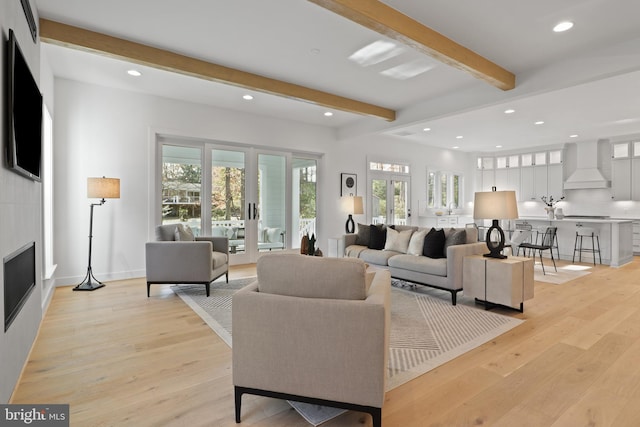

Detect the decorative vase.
[{"left": 546, "top": 207, "right": 555, "bottom": 220}]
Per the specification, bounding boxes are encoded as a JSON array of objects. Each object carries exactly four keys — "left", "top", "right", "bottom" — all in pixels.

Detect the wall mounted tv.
[{"left": 6, "top": 28, "right": 43, "bottom": 181}]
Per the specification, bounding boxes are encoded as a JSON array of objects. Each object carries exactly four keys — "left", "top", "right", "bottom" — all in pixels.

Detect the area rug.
[
  {"left": 533, "top": 262, "right": 592, "bottom": 284},
  {"left": 173, "top": 278, "right": 523, "bottom": 425}
]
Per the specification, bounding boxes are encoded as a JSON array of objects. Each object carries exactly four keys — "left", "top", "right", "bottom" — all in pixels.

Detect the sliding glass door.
[{"left": 159, "top": 139, "right": 318, "bottom": 264}]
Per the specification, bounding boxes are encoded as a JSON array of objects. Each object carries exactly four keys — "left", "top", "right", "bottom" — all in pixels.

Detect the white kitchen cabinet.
[
  {"left": 611, "top": 158, "right": 631, "bottom": 200},
  {"left": 633, "top": 158, "right": 640, "bottom": 201},
  {"left": 534, "top": 165, "right": 548, "bottom": 201},
  {"left": 547, "top": 163, "right": 564, "bottom": 200},
  {"left": 520, "top": 167, "right": 535, "bottom": 201},
  {"left": 633, "top": 220, "right": 640, "bottom": 254}
]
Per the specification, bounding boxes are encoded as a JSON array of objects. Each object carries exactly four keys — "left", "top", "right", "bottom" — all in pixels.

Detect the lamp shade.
[
  {"left": 473, "top": 190, "right": 518, "bottom": 220},
  {"left": 87, "top": 177, "right": 120, "bottom": 199},
  {"left": 342, "top": 195, "right": 363, "bottom": 214}
]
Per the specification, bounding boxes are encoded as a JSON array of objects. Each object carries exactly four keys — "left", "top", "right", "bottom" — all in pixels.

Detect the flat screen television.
[
  {"left": 4, "top": 242, "right": 36, "bottom": 332},
  {"left": 6, "top": 28, "right": 43, "bottom": 181}
]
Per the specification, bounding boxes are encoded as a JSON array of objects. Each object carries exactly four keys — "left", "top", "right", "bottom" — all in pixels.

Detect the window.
[{"left": 426, "top": 169, "right": 463, "bottom": 209}]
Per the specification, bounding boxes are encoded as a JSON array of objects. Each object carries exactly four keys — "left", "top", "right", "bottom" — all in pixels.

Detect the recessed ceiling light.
[
  {"left": 310, "top": 48, "right": 320, "bottom": 55},
  {"left": 569, "top": 134, "right": 579, "bottom": 138},
  {"left": 535, "top": 121, "right": 545, "bottom": 125},
  {"left": 127, "top": 69, "right": 142, "bottom": 77},
  {"left": 553, "top": 21, "right": 574, "bottom": 32},
  {"left": 423, "top": 127, "right": 431, "bottom": 132},
  {"left": 504, "top": 109, "right": 515, "bottom": 114},
  {"left": 452, "top": 146, "right": 459, "bottom": 149},
  {"left": 349, "top": 40, "right": 404, "bottom": 67},
  {"left": 324, "top": 111, "right": 333, "bottom": 117},
  {"left": 496, "top": 145, "right": 503, "bottom": 148},
  {"left": 456, "top": 135, "right": 463, "bottom": 139},
  {"left": 242, "top": 94, "right": 254, "bottom": 100}
]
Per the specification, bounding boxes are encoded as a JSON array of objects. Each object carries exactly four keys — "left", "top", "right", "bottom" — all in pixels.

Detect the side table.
[
  {"left": 463, "top": 255, "right": 534, "bottom": 312},
  {"left": 327, "top": 236, "right": 345, "bottom": 258}
]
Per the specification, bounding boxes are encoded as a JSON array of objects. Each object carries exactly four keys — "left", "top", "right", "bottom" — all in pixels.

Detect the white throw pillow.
[
  {"left": 407, "top": 229, "right": 428, "bottom": 255},
  {"left": 174, "top": 225, "right": 195, "bottom": 241},
  {"left": 384, "top": 227, "right": 413, "bottom": 253}
]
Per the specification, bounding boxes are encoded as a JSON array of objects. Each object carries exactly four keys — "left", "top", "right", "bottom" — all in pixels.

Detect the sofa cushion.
[
  {"left": 368, "top": 224, "right": 387, "bottom": 250},
  {"left": 355, "top": 223, "right": 370, "bottom": 246},
  {"left": 384, "top": 227, "right": 413, "bottom": 253},
  {"left": 358, "top": 248, "right": 400, "bottom": 266},
  {"left": 345, "top": 244, "right": 368, "bottom": 258},
  {"left": 257, "top": 254, "right": 367, "bottom": 300},
  {"left": 423, "top": 227, "right": 446, "bottom": 258},
  {"left": 444, "top": 228, "right": 467, "bottom": 256},
  {"left": 174, "top": 224, "right": 195, "bottom": 241},
  {"left": 388, "top": 254, "right": 448, "bottom": 277},
  {"left": 407, "top": 229, "right": 427, "bottom": 256}
]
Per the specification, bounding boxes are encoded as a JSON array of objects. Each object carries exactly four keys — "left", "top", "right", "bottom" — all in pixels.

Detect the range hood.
[{"left": 564, "top": 140, "right": 610, "bottom": 190}]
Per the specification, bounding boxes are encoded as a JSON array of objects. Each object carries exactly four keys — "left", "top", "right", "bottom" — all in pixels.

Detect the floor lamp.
[
  {"left": 473, "top": 187, "right": 518, "bottom": 259},
  {"left": 74, "top": 177, "right": 120, "bottom": 291}
]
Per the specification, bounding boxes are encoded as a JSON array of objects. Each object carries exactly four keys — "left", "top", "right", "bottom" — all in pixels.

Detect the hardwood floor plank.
[{"left": 10, "top": 258, "right": 640, "bottom": 427}]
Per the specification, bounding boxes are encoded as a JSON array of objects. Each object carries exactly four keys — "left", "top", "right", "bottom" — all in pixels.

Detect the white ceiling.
[{"left": 35, "top": 0, "right": 640, "bottom": 152}]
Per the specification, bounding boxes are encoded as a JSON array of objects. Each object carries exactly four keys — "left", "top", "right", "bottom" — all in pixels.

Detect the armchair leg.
[
  {"left": 226, "top": 271, "right": 229, "bottom": 283},
  {"left": 205, "top": 283, "right": 210, "bottom": 297},
  {"left": 234, "top": 386, "right": 243, "bottom": 423},
  {"left": 371, "top": 407, "right": 382, "bottom": 427},
  {"left": 147, "top": 282, "right": 151, "bottom": 297}
]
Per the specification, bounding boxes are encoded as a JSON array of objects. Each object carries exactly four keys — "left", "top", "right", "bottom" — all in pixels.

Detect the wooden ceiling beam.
[
  {"left": 39, "top": 19, "right": 396, "bottom": 121},
  {"left": 308, "top": 0, "right": 516, "bottom": 91}
]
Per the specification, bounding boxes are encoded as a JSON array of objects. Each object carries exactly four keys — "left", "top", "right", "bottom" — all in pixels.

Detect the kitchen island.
[{"left": 514, "top": 217, "right": 634, "bottom": 267}]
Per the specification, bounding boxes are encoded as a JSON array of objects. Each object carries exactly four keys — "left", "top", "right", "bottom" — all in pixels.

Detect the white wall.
[
  {"left": 53, "top": 78, "right": 471, "bottom": 283},
  {"left": 0, "top": 0, "right": 43, "bottom": 403}
]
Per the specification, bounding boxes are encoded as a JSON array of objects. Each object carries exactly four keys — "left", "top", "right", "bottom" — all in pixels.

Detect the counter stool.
[{"left": 572, "top": 226, "right": 602, "bottom": 265}]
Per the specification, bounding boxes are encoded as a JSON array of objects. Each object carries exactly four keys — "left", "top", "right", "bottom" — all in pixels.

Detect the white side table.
[
  {"left": 463, "top": 255, "right": 534, "bottom": 312},
  {"left": 327, "top": 236, "right": 345, "bottom": 258}
]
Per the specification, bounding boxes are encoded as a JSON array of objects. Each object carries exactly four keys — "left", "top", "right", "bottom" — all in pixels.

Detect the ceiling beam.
[
  {"left": 39, "top": 19, "right": 396, "bottom": 121},
  {"left": 308, "top": 0, "right": 516, "bottom": 91}
]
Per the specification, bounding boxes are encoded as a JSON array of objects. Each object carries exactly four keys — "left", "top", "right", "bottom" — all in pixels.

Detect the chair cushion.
[
  {"left": 257, "top": 254, "right": 367, "bottom": 300},
  {"left": 155, "top": 224, "right": 179, "bottom": 241},
  {"left": 211, "top": 251, "right": 228, "bottom": 269}
]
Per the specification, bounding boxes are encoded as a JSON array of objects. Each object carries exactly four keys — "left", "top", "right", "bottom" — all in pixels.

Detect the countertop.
[{"left": 518, "top": 216, "right": 634, "bottom": 224}]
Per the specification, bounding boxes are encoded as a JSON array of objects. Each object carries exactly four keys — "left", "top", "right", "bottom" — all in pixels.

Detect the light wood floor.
[{"left": 11, "top": 257, "right": 640, "bottom": 426}]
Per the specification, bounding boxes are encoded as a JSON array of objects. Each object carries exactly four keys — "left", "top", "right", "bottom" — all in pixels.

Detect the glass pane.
[
  {"left": 371, "top": 179, "right": 387, "bottom": 224},
  {"left": 535, "top": 152, "right": 547, "bottom": 165},
  {"left": 162, "top": 145, "right": 202, "bottom": 235},
  {"left": 211, "top": 149, "right": 245, "bottom": 253},
  {"left": 482, "top": 157, "right": 494, "bottom": 169},
  {"left": 258, "top": 154, "right": 286, "bottom": 252},
  {"left": 549, "top": 150, "right": 562, "bottom": 164},
  {"left": 613, "top": 143, "right": 629, "bottom": 158},
  {"left": 393, "top": 180, "right": 409, "bottom": 225},
  {"left": 452, "top": 174, "right": 461, "bottom": 208},
  {"left": 521, "top": 153, "right": 533, "bottom": 167},
  {"left": 508, "top": 155, "right": 519, "bottom": 167},
  {"left": 496, "top": 157, "right": 507, "bottom": 169},
  {"left": 427, "top": 171, "right": 436, "bottom": 208},
  {"left": 440, "top": 173, "right": 448, "bottom": 207},
  {"left": 292, "top": 158, "right": 317, "bottom": 249},
  {"left": 634, "top": 141, "right": 640, "bottom": 157}
]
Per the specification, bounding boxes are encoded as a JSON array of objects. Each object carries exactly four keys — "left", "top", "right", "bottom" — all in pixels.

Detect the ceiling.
[{"left": 35, "top": 0, "right": 640, "bottom": 152}]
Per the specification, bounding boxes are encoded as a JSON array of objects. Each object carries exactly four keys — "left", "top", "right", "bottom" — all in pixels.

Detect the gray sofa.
[{"left": 343, "top": 224, "right": 487, "bottom": 305}]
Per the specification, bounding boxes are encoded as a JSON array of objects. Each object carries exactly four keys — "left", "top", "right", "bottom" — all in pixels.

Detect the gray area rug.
[{"left": 173, "top": 277, "right": 523, "bottom": 425}]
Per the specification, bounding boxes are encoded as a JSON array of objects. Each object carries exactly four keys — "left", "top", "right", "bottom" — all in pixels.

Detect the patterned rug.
[{"left": 173, "top": 277, "right": 523, "bottom": 424}]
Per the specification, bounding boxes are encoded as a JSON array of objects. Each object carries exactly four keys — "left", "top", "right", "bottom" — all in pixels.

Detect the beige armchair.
[
  {"left": 145, "top": 224, "right": 229, "bottom": 297},
  {"left": 232, "top": 254, "right": 391, "bottom": 427}
]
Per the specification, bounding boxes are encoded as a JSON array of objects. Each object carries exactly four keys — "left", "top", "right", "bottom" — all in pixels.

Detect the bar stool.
[{"left": 572, "top": 226, "right": 602, "bottom": 265}]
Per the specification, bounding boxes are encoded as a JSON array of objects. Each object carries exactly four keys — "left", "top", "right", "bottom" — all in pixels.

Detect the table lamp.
[
  {"left": 473, "top": 187, "right": 518, "bottom": 259},
  {"left": 342, "top": 195, "right": 363, "bottom": 234},
  {"left": 74, "top": 176, "right": 120, "bottom": 291}
]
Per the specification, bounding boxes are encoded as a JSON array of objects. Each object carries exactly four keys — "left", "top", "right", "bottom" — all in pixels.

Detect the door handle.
[
  {"left": 248, "top": 203, "right": 252, "bottom": 220},
  {"left": 253, "top": 203, "right": 258, "bottom": 220}
]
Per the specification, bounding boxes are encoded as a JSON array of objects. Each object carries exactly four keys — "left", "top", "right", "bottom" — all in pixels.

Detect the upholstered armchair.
[
  {"left": 232, "top": 254, "right": 391, "bottom": 427},
  {"left": 145, "top": 224, "right": 229, "bottom": 297}
]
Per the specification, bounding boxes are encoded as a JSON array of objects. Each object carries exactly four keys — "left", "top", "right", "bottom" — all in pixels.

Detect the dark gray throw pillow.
[
  {"left": 422, "top": 227, "right": 446, "bottom": 258},
  {"left": 368, "top": 224, "right": 387, "bottom": 250},
  {"left": 355, "top": 223, "right": 370, "bottom": 246},
  {"left": 443, "top": 228, "right": 467, "bottom": 257}
]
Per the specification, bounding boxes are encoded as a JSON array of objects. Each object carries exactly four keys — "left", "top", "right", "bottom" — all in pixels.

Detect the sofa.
[
  {"left": 343, "top": 224, "right": 487, "bottom": 305},
  {"left": 232, "top": 254, "right": 391, "bottom": 427}
]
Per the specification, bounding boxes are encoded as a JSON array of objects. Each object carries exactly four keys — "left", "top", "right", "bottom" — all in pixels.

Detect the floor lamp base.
[{"left": 73, "top": 269, "right": 105, "bottom": 291}]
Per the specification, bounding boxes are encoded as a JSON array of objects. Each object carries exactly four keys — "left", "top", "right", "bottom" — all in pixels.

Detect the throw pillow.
[
  {"left": 384, "top": 227, "right": 413, "bottom": 253},
  {"left": 355, "top": 223, "right": 370, "bottom": 246},
  {"left": 407, "top": 229, "right": 428, "bottom": 256},
  {"left": 422, "top": 227, "right": 445, "bottom": 258},
  {"left": 174, "top": 224, "right": 195, "bottom": 241},
  {"left": 368, "top": 224, "right": 387, "bottom": 250},
  {"left": 443, "top": 228, "right": 467, "bottom": 257}
]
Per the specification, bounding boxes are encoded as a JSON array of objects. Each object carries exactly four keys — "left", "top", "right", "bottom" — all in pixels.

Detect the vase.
[{"left": 547, "top": 208, "right": 555, "bottom": 220}]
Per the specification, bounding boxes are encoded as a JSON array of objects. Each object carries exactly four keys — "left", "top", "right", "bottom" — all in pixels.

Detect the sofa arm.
[
  {"left": 232, "top": 273, "right": 390, "bottom": 408},
  {"left": 145, "top": 241, "right": 213, "bottom": 282},
  {"left": 343, "top": 233, "right": 358, "bottom": 248},
  {"left": 446, "top": 242, "right": 489, "bottom": 290},
  {"left": 196, "top": 236, "right": 229, "bottom": 255}
]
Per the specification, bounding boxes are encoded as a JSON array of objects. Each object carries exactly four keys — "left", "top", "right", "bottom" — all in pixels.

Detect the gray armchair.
[
  {"left": 145, "top": 224, "right": 229, "bottom": 297},
  {"left": 232, "top": 254, "right": 391, "bottom": 427}
]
